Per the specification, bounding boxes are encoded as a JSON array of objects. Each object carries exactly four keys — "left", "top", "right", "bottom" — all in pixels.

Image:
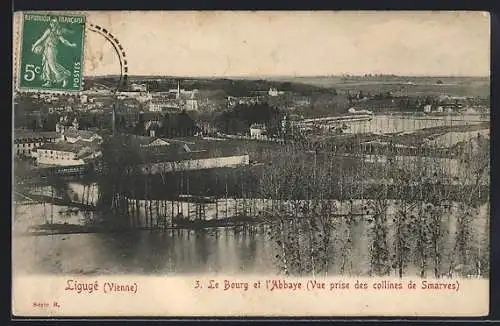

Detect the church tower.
[
  {"left": 176, "top": 80, "right": 181, "bottom": 100},
  {"left": 56, "top": 116, "right": 64, "bottom": 134},
  {"left": 72, "top": 117, "right": 79, "bottom": 130}
]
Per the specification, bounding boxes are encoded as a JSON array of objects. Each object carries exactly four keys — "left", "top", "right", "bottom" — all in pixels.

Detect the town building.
[
  {"left": 48, "top": 107, "right": 65, "bottom": 114},
  {"left": 117, "top": 91, "right": 152, "bottom": 103},
  {"left": 185, "top": 99, "right": 199, "bottom": 110},
  {"left": 148, "top": 98, "right": 180, "bottom": 112},
  {"left": 185, "top": 91, "right": 199, "bottom": 111},
  {"left": 144, "top": 154, "right": 249, "bottom": 174},
  {"left": 56, "top": 116, "right": 103, "bottom": 143},
  {"left": 227, "top": 96, "right": 264, "bottom": 107},
  {"left": 127, "top": 134, "right": 172, "bottom": 148},
  {"left": 13, "top": 130, "right": 59, "bottom": 158},
  {"left": 168, "top": 81, "right": 198, "bottom": 99},
  {"left": 32, "top": 116, "right": 104, "bottom": 166},
  {"left": 268, "top": 88, "right": 279, "bottom": 97},
  {"left": 441, "top": 102, "right": 464, "bottom": 111},
  {"left": 36, "top": 140, "right": 102, "bottom": 166},
  {"left": 268, "top": 88, "right": 284, "bottom": 97},
  {"left": 250, "top": 124, "right": 267, "bottom": 138},
  {"left": 62, "top": 128, "right": 103, "bottom": 144},
  {"left": 130, "top": 83, "right": 148, "bottom": 92},
  {"left": 83, "top": 83, "right": 112, "bottom": 95},
  {"left": 292, "top": 97, "right": 311, "bottom": 107},
  {"left": 146, "top": 81, "right": 200, "bottom": 111},
  {"left": 348, "top": 107, "right": 374, "bottom": 115},
  {"left": 120, "top": 134, "right": 249, "bottom": 174}
]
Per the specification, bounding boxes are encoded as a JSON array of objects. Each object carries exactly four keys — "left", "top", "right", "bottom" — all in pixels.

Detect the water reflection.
[
  {"left": 13, "top": 202, "right": 489, "bottom": 277},
  {"left": 13, "top": 226, "right": 277, "bottom": 275}
]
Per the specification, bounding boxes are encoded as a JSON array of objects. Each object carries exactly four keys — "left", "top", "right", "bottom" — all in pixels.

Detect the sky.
[{"left": 16, "top": 11, "right": 490, "bottom": 77}]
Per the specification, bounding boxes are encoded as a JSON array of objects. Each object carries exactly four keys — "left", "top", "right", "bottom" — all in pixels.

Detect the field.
[{"left": 269, "top": 76, "right": 490, "bottom": 98}]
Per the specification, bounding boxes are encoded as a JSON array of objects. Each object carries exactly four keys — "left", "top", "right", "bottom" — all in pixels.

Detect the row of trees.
[
  {"left": 132, "top": 111, "right": 200, "bottom": 137},
  {"left": 21, "top": 110, "right": 202, "bottom": 139},
  {"left": 257, "top": 136, "right": 489, "bottom": 278}
]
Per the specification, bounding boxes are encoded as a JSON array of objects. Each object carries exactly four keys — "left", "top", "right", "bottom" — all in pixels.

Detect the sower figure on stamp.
[{"left": 31, "top": 18, "right": 76, "bottom": 88}]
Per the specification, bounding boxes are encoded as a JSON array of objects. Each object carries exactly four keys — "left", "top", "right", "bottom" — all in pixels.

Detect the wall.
[
  {"left": 36, "top": 149, "right": 85, "bottom": 166},
  {"left": 250, "top": 128, "right": 265, "bottom": 137},
  {"left": 15, "top": 142, "right": 41, "bottom": 157},
  {"left": 14, "top": 138, "right": 58, "bottom": 157},
  {"left": 140, "top": 155, "right": 250, "bottom": 174}
]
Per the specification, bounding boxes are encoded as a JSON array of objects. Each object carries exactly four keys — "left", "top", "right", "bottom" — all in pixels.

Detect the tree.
[
  {"left": 367, "top": 192, "right": 391, "bottom": 276},
  {"left": 29, "top": 119, "right": 39, "bottom": 131},
  {"left": 42, "top": 114, "right": 58, "bottom": 131},
  {"left": 214, "top": 103, "right": 283, "bottom": 135}
]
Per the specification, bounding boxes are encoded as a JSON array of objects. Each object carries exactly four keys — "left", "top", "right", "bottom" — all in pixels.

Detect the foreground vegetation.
[{"left": 91, "top": 129, "right": 490, "bottom": 278}]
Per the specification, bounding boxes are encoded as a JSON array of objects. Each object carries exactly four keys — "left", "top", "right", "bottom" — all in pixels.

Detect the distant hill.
[
  {"left": 83, "top": 76, "right": 336, "bottom": 97},
  {"left": 266, "top": 75, "right": 490, "bottom": 97},
  {"left": 84, "top": 74, "right": 489, "bottom": 98}
]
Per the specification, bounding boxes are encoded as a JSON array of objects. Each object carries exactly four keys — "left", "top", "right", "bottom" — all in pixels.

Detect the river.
[{"left": 13, "top": 194, "right": 489, "bottom": 277}]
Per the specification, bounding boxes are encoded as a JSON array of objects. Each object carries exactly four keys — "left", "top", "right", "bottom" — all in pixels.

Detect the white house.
[
  {"left": 13, "top": 131, "right": 59, "bottom": 158},
  {"left": 148, "top": 102, "right": 163, "bottom": 112},
  {"left": 126, "top": 134, "right": 184, "bottom": 149},
  {"left": 130, "top": 83, "right": 148, "bottom": 92},
  {"left": 148, "top": 98, "right": 180, "bottom": 112},
  {"left": 55, "top": 117, "right": 103, "bottom": 144},
  {"left": 48, "top": 107, "right": 64, "bottom": 114},
  {"left": 348, "top": 107, "right": 374, "bottom": 115},
  {"left": 250, "top": 124, "right": 267, "bottom": 138},
  {"left": 137, "top": 92, "right": 153, "bottom": 103},
  {"left": 185, "top": 98, "right": 199, "bottom": 110},
  {"left": 168, "top": 81, "right": 197, "bottom": 99},
  {"left": 423, "top": 105, "right": 432, "bottom": 113},
  {"left": 268, "top": 88, "right": 279, "bottom": 96},
  {"left": 62, "top": 129, "right": 103, "bottom": 144},
  {"left": 35, "top": 141, "right": 101, "bottom": 166},
  {"left": 139, "top": 137, "right": 170, "bottom": 148}
]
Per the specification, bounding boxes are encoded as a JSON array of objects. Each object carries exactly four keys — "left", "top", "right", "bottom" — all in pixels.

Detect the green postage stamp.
[{"left": 18, "top": 12, "right": 86, "bottom": 92}]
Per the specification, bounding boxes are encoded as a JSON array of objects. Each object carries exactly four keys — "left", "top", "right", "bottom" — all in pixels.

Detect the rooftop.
[
  {"left": 250, "top": 124, "right": 267, "bottom": 129},
  {"left": 37, "top": 142, "right": 88, "bottom": 154},
  {"left": 120, "top": 134, "right": 241, "bottom": 163},
  {"left": 103, "top": 134, "right": 250, "bottom": 164},
  {"left": 126, "top": 135, "right": 168, "bottom": 147},
  {"left": 158, "top": 137, "right": 251, "bottom": 158},
  {"left": 14, "top": 130, "right": 60, "bottom": 141},
  {"left": 63, "top": 129, "right": 101, "bottom": 140}
]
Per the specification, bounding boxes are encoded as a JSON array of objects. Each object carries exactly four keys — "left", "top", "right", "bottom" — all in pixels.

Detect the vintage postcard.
[{"left": 12, "top": 11, "right": 490, "bottom": 317}]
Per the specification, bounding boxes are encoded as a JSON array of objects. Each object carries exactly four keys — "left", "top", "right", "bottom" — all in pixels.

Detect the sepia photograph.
[{"left": 12, "top": 11, "right": 490, "bottom": 317}]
